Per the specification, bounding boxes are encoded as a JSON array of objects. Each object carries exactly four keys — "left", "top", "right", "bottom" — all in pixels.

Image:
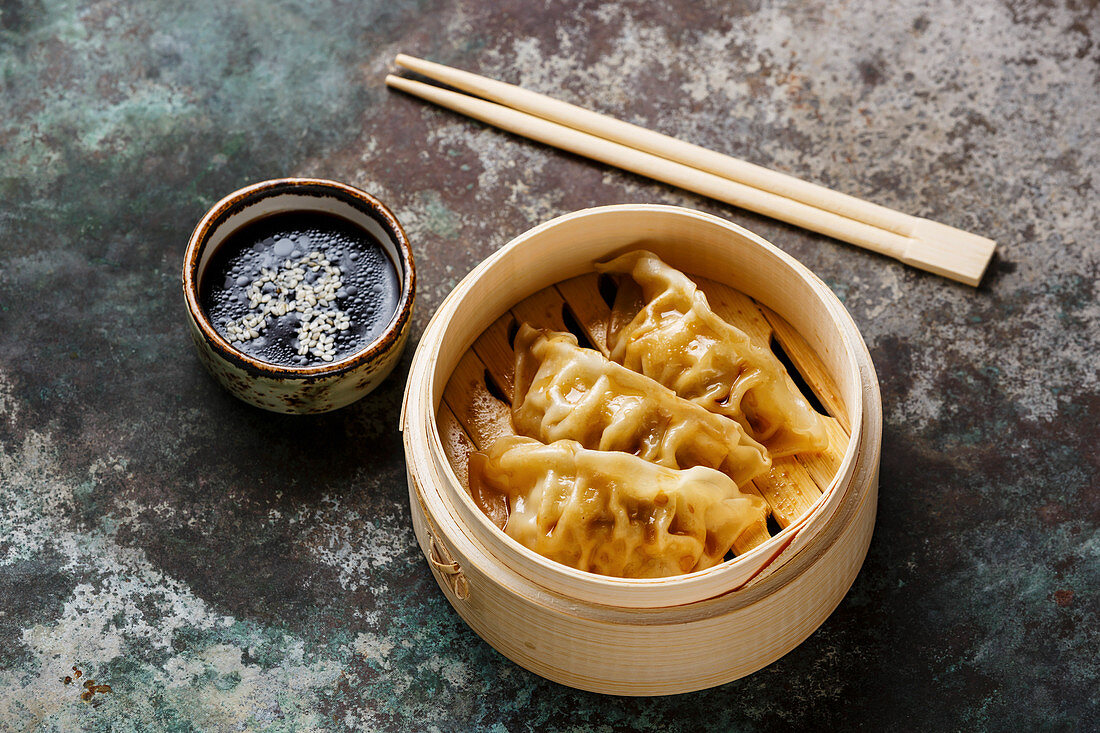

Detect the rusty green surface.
[{"left": 0, "top": 0, "right": 1097, "bottom": 729}]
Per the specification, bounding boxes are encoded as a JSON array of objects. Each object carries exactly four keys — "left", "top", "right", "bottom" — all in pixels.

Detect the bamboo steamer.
[{"left": 400, "top": 205, "right": 881, "bottom": 695}]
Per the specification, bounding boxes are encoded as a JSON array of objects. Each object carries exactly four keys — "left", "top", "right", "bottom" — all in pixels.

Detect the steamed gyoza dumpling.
[
  {"left": 512, "top": 325, "right": 770, "bottom": 487},
  {"left": 595, "top": 250, "right": 828, "bottom": 457},
  {"left": 469, "top": 436, "right": 769, "bottom": 578}
]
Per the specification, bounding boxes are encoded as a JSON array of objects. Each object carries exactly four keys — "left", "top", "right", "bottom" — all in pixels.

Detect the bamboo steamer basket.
[{"left": 400, "top": 204, "right": 881, "bottom": 695}]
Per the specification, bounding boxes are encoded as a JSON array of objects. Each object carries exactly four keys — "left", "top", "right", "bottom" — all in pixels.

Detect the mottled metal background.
[{"left": 0, "top": 0, "right": 1096, "bottom": 730}]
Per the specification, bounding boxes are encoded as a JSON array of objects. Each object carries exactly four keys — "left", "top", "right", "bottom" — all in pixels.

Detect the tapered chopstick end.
[{"left": 902, "top": 218, "right": 997, "bottom": 287}]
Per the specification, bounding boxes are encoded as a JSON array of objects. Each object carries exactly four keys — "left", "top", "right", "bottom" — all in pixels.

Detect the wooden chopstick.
[
  {"left": 396, "top": 54, "right": 913, "bottom": 237},
  {"left": 388, "top": 56, "right": 996, "bottom": 286},
  {"left": 387, "top": 75, "right": 922, "bottom": 263}
]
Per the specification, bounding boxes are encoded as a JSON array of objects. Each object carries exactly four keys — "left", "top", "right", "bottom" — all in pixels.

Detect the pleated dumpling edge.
[
  {"left": 469, "top": 436, "right": 770, "bottom": 578},
  {"left": 595, "top": 250, "right": 828, "bottom": 458}
]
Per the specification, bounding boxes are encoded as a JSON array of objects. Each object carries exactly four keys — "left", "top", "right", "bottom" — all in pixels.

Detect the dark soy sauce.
[{"left": 201, "top": 211, "right": 400, "bottom": 367}]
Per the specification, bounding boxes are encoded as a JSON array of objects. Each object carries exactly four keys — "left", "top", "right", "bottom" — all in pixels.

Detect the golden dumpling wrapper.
[
  {"left": 470, "top": 436, "right": 769, "bottom": 578},
  {"left": 596, "top": 250, "right": 828, "bottom": 457},
  {"left": 512, "top": 325, "right": 771, "bottom": 487}
]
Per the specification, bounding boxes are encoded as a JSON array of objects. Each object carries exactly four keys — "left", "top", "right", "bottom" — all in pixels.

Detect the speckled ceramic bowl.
[{"left": 183, "top": 178, "right": 415, "bottom": 414}]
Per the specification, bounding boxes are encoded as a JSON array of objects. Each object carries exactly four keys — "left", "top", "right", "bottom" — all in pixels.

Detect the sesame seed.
[{"left": 220, "top": 248, "right": 354, "bottom": 361}]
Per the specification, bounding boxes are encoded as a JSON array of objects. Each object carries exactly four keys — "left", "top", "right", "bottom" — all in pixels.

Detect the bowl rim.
[
  {"left": 402, "top": 203, "right": 877, "bottom": 607},
  {"left": 182, "top": 177, "right": 416, "bottom": 379}
]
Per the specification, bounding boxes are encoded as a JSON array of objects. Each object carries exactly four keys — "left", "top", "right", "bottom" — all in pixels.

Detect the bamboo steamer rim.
[{"left": 401, "top": 204, "right": 876, "bottom": 609}]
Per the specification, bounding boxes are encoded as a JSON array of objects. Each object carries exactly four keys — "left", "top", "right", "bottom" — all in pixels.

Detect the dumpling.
[
  {"left": 512, "top": 325, "right": 770, "bottom": 487},
  {"left": 469, "top": 436, "right": 769, "bottom": 578},
  {"left": 596, "top": 250, "right": 828, "bottom": 457}
]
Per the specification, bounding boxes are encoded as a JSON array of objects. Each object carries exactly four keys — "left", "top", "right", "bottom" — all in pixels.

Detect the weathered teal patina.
[{"left": 0, "top": 0, "right": 1097, "bottom": 729}]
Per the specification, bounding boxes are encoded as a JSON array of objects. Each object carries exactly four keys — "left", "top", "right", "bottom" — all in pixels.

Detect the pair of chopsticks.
[{"left": 386, "top": 55, "right": 996, "bottom": 286}]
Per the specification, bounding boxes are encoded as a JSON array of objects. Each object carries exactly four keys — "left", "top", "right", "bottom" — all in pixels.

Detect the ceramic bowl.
[{"left": 182, "top": 178, "right": 415, "bottom": 414}]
